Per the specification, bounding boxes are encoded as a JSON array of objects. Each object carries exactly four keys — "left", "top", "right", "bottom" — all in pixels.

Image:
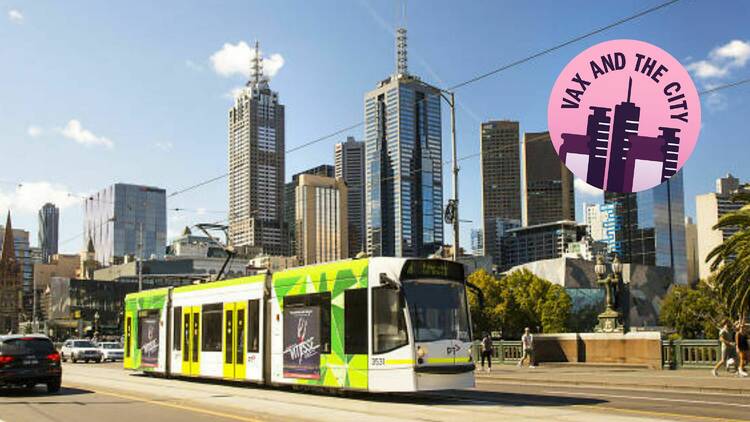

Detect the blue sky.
[{"left": 0, "top": 0, "right": 748, "bottom": 254}]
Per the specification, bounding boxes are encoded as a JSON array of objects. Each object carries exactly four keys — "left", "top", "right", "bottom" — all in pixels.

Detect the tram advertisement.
[
  {"left": 139, "top": 311, "right": 160, "bottom": 367},
  {"left": 283, "top": 306, "right": 321, "bottom": 379}
]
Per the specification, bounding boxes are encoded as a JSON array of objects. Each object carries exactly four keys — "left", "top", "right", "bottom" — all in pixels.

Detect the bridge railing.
[{"left": 472, "top": 338, "right": 721, "bottom": 369}]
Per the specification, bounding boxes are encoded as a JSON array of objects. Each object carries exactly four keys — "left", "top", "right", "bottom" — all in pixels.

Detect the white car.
[
  {"left": 60, "top": 339, "right": 103, "bottom": 363},
  {"left": 97, "top": 342, "right": 124, "bottom": 362}
]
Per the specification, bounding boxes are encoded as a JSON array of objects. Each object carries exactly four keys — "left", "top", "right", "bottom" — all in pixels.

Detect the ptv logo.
[{"left": 446, "top": 344, "right": 461, "bottom": 355}]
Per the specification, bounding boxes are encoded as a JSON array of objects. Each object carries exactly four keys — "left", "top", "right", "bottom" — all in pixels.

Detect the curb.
[{"left": 475, "top": 375, "right": 750, "bottom": 396}]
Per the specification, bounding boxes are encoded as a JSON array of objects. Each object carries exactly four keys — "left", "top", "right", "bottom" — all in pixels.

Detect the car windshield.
[
  {"left": 73, "top": 340, "right": 96, "bottom": 348},
  {"left": 401, "top": 280, "right": 471, "bottom": 342},
  {"left": 1, "top": 338, "right": 54, "bottom": 355},
  {"left": 101, "top": 343, "right": 121, "bottom": 349}
]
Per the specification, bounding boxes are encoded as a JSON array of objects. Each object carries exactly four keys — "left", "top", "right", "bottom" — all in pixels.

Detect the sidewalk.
[{"left": 475, "top": 364, "right": 750, "bottom": 395}]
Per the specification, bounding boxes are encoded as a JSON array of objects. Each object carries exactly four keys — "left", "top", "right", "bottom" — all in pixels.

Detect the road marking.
[
  {"left": 569, "top": 403, "right": 747, "bottom": 422},
  {"left": 67, "top": 384, "right": 262, "bottom": 422},
  {"left": 547, "top": 390, "right": 750, "bottom": 409}
]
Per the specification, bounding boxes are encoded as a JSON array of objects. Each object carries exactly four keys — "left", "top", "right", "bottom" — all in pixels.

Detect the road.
[{"left": 0, "top": 362, "right": 747, "bottom": 422}]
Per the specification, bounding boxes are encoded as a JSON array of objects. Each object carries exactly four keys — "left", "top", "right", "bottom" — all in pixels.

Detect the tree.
[
  {"left": 659, "top": 281, "right": 726, "bottom": 339},
  {"left": 467, "top": 268, "right": 572, "bottom": 338},
  {"left": 706, "top": 192, "right": 750, "bottom": 324}
]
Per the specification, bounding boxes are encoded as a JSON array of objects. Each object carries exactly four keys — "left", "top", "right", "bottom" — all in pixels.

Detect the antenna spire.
[
  {"left": 249, "top": 40, "right": 264, "bottom": 87},
  {"left": 627, "top": 77, "right": 633, "bottom": 102},
  {"left": 396, "top": 27, "right": 408, "bottom": 76}
]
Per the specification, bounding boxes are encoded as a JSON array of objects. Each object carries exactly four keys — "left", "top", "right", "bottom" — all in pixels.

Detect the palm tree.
[{"left": 706, "top": 189, "right": 750, "bottom": 324}]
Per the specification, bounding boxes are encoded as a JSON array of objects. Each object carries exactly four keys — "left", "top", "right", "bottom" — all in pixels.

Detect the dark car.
[{"left": 0, "top": 334, "right": 62, "bottom": 393}]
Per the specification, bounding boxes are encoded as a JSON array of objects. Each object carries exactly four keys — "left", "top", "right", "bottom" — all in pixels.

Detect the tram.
[{"left": 123, "top": 257, "right": 476, "bottom": 392}]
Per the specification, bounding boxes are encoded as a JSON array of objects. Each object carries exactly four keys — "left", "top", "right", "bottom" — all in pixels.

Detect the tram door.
[
  {"left": 223, "top": 302, "right": 247, "bottom": 380},
  {"left": 181, "top": 306, "right": 201, "bottom": 376},
  {"left": 123, "top": 311, "right": 134, "bottom": 369}
]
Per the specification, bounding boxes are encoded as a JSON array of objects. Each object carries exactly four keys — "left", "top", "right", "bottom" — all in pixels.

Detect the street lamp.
[
  {"left": 594, "top": 254, "right": 625, "bottom": 333},
  {"left": 438, "top": 90, "right": 459, "bottom": 262}
]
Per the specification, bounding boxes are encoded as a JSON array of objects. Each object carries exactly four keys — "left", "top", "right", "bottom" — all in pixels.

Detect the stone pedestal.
[{"left": 595, "top": 308, "right": 624, "bottom": 333}]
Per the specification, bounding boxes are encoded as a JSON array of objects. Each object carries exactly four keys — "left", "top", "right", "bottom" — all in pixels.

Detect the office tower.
[
  {"left": 470, "top": 228, "right": 484, "bottom": 256},
  {"left": 83, "top": 183, "right": 167, "bottom": 265},
  {"left": 284, "top": 165, "right": 335, "bottom": 257},
  {"left": 228, "top": 41, "right": 285, "bottom": 255},
  {"left": 501, "top": 220, "right": 584, "bottom": 271},
  {"left": 685, "top": 216, "right": 698, "bottom": 285},
  {"left": 335, "top": 137, "right": 366, "bottom": 257},
  {"left": 481, "top": 120, "right": 521, "bottom": 266},
  {"left": 604, "top": 170, "right": 687, "bottom": 284},
  {"left": 522, "top": 131, "right": 575, "bottom": 226},
  {"left": 296, "top": 175, "right": 348, "bottom": 265},
  {"left": 583, "top": 203, "right": 607, "bottom": 241},
  {"left": 696, "top": 174, "right": 749, "bottom": 280},
  {"left": 38, "top": 203, "right": 59, "bottom": 263},
  {"left": 0, "top": 213, "right": 23, "bottom": 332},
  {"left": 364, "top": 27, "right": 443, "bottom": 257},
  {"left": 601, "top": 203, "right": 621, "bottom": 256}
]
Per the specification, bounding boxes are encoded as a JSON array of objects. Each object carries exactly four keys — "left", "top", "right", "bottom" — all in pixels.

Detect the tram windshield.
[{"left": 402, "top": 280, "right": 471, "bottom": 343}]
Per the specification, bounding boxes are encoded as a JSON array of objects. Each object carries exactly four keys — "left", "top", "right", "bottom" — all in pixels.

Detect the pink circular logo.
[{"left": 548, "top": 39, "right": 701, "bottom": 193}]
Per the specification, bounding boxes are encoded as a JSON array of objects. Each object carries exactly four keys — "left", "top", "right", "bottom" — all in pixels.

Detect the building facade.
[
  {"left": 500, "top": 220, "right": 584, "bottom": 271},
  {"left": 83, "top": 183, "right": 167, "bottom": 265},
  {"left": 685, "top": 216, "right": 699, "bottom": 285},
  {"left": 522, "top": 131, "right": 575, "bottom": 226},
  {"left": 481, "top": 120, "right": 521, "bottom": 265},
  {"left": 228, "top": 41, "right": 285, "bottom": 255},
  {"left": 38, "top": 203, "right": 59, "bottom": 263},
  {"left": 0, "top": 213, "right": 23, "bottom": 332},
  {"left": 296, "top": 174, "right": 348, "bottom": 265},
  {"left": 470, "top": 228, "right": 484, "bottom": 256},
  {"left": 335, "top": 137, "right": 366, "bottom": 257},
  {"left": 583, "top": 202, "right": 606, "bottom": 241},
  {"left": 604, "top": 171, "right": 687, "bottom": 284},
  {"left": 284, "top": 165, "right": 335, "bottom": 257},
  {"left": 696, "top": 174, "right": 749, "bottom": 280},
  {"left": 365, "top": 28, "right": 443, "bottom": 258}
]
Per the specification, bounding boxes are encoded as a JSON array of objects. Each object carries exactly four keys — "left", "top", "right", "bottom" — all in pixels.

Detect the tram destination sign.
[{"left": 401, "top": 260, "right": 464, "bottom": 282}]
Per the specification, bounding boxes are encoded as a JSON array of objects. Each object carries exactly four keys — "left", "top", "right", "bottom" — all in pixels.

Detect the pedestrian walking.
[
  {"left": 712, "top": 320, "right": 734, "bottom": 377},
  {"left": 736, "top": 322, "right": 749, "bottom": 377},
  {"left": 518, "top": 327, "right": 535, "bottom": 368},
  {"left": 480, "top": 333, "right": 493, "bottom": 372}
]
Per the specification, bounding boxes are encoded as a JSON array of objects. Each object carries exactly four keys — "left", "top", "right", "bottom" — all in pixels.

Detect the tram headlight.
[{"left": 416, "top": 345, "right": 427, "bottom": 359}]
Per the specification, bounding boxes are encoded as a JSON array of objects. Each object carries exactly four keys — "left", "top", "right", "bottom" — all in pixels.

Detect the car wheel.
[
  {"left": 85, "top": 359, "right": 90, "bottom": 363},
  {"left": 47, "top": 378, "right": 61, "bottom": 393},
  {"left": 72, "top": 357, "right": 77, "bottom": 363},
  {"left": 61, "top": 353, "right": 67, "bottom": 362}
]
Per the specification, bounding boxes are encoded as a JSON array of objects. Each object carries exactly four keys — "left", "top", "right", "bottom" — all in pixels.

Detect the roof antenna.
[
  {"left": 249, "top": 40, "right": 264, "bottom": 87},
  {"left": 626, "top": 77, "right": 633, "bottom": 102}
]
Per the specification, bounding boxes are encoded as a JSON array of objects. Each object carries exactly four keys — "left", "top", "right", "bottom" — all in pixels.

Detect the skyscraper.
[
  {"left": 228, "top": 41, "right": 285, "bottom": 255},
  {"left": 284, "top": 164, "right": 335, "bottom": 257},
  {"left": 480, "top": 120, "right": 521, "bottom": 266},
  {"left": 583, "top": 202, "right": 607, "bottom": 241},
  {"left": 295, "top": 174, "right": 348, "bottom": 265},
  {"left": 604, "top": 170, "right": 687, "bottom": 284},
  {"left": 696, "top": 174, "right": 749, "bottom": 280},
  {"left": 470, "top": 228, "right": 484, "bottom": 256},
  {"left": 38, "top": 203, "right": 59, "bottom": 263},
  {"left": 364, "top": 28, "right": 443, "bottom": 257},
  {"left": 83, "top": 183, "right": 167, "bottom": 265},
  {"left": 522, "top": 131, "right": 575, "bottom": 226},
  {"left": 335, "top": 137, "right": 365, "bottom": 257}
]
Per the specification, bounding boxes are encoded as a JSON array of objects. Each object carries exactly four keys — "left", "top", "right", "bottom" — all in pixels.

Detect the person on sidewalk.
[
  {"left": 518, "top": 327, "right": 535, "bottom": 368},
  {"left": 713, "top": 320, "right": 734, "bottom": 377},
  {"left": 736, "top": 322, "right": 749, "bottom": 377},
  {"left": 480, "top": 333, "right": 493, "bottom": 373}
]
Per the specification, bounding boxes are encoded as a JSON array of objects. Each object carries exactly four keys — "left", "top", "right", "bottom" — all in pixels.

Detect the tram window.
[
  {"left": 344, "top": 289, "right": 368, "bottom": 355},
  {"left": 284, "top": 292, "right": 331, "bottom": 354},
  {"left": 372, "top": 287, "right": 408, "bottom": 354},
  {"left": 173, "top": 306, "right": 182, "bottom": 351},
  {"left": 247, "top": 299, "right": 260, "bottom": 353},
  {"left": 201, "top": 303, "right": 223, "bottom": 352}
]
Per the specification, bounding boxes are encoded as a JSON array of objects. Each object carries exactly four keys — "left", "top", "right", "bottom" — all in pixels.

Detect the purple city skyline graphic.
[{"left": 558, "top": 77, "right": 681, "bottom": 193}]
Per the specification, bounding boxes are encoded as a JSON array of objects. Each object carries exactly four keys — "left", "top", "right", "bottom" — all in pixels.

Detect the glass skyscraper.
[
  {"left": 38, "top": 202, "right": 59, "bottom": 263},
  {"left": 364, "top": 28, "right": 443, "bottom": 257},
  {"left": 604, "top": 171, "right": 687, "bottom": 284},
  {"left": 83, "top": 183, "right": 167, "bottom": 265}
]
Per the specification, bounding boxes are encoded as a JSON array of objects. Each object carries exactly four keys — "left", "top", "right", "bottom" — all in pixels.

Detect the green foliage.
[
  {"left": 706, "top": 200, "right": 750, "bottom": 323},
  {"left": 566, "top": 303, "right": 601, "bottom": 333},
  {"left": 659, "top": 281, "right": 726, "bottom": 339},
  {"left": 467, "top": 268, "right": 572, "bottom": 338}
]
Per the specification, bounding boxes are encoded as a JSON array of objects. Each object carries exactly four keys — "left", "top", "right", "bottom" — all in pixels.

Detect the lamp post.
[
  {"left": 439, "top": 90, "right": 459, "bottom": 262},
  {"left": 594, "top": 255, "right": 625, "bottom": 333}
]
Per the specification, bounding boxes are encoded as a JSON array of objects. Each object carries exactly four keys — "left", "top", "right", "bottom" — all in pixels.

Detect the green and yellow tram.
[{"left": 123, "top": 257, "right": 475, "bottom": 392}]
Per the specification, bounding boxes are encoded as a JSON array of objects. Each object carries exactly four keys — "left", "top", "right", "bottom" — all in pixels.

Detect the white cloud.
[
  {"left": 27, "top": 126, "right": 43, "bottom": 137},
  {"left": 574, "top": 178, "right": 603, "bottom": 198},
  {"left": 7, "top": 9, "right": 23, "bottom": 23},
  {"left": 209, "top": 41, "right": 284, "bottom": 79},
  {"left": 154, "top": 141, "right": 174, "bottom": 151},
  {"left": 185, "top": 59, "right": 203, "bottom": 72},
  {"left": 59, "top": 119, "right": 114, "bottom": 149},
  {"left": 0, "top": 182, "right": 83, "bottom": 215},
  {"left": 688, "top": 39, "right": 750, "bottom": 79}
]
